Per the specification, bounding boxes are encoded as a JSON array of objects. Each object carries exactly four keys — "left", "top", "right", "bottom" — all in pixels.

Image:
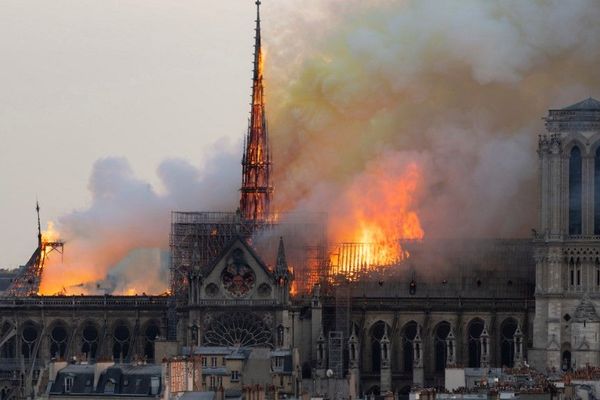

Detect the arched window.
[
  {"left": 569, "top": 146, "right": 582, "bottom": 235},
  {"left": 562, "top": 350, "right": 572, "bottom": 371},
  {"left": 81, "top": 323, "right": 99, "bottom": 361},
  {"left": 49, "top": 324, "right": 68, "bottom": 360},
  {"left": 594, "top": 147, "right": 600, "bottom": 235},
  {"left": 143, "top": 322, "right": 160, "bottom": 362},
  {"left": 112, "top": 323, "right": 130, "bottom": 362},
  {"left": 434, "top": 322, "right": 451, "bottom": 373},
  {"left": 500, "top": 318, "right": 518, "bottom": 367},
  {"left": 468, "top": 319, "right": 485, "bottom": 368},
  {"left": 402, "top": 321, "right": 418, "bottom": 373},
  {"left": 370, "top": 322, "right": 386, "bottom": 372},
  {"left": 21, "top": 322, "right": 39, "bottom": 359}
]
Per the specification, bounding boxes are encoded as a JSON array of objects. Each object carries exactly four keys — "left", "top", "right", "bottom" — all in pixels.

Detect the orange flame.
[{"left": 329, "top": 161, "right": 424, "bottom": 278}]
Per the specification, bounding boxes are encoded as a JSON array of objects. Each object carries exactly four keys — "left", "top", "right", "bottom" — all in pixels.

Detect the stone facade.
[{"left": 530, "top": 97, "right": 600, "bottom": 371}]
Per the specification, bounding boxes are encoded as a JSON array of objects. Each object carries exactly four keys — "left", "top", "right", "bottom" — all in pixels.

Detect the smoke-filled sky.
[{"left": 1, "top": 1, "right": 599, "bottom": 293}]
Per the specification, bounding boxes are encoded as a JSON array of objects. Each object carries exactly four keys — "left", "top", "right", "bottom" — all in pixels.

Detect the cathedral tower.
[
  {"left": 531, "top": 97, "right": 600, "bottom": 370},
  {"left": 240, "top": 0, "right": 273, "bottom": 224}
]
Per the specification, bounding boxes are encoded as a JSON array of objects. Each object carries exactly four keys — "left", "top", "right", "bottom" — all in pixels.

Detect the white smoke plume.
[{"left": 40, "top": 140, "right": 239, "bottom": 294}]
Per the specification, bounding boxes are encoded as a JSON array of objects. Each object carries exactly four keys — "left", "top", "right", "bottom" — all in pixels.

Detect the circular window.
[
  {"left": 83, "top": 324, "right": 98, "bottom": 342},
  {"left": 114, "top": 324, "right": 130, "bottom": 342},
  {"left": 205, "top": 283, "right": 219, "bottom": 297},
  {"left": 257, "top": 283, "right": 272, "bottom": 297},
  {"left": 22, "top": 323, "right": 38, "bottom": 343}
]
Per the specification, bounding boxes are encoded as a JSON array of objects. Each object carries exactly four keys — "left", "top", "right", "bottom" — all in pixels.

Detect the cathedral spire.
[{"left": 240, "top": 0, "right": 273, "bottom": 224}]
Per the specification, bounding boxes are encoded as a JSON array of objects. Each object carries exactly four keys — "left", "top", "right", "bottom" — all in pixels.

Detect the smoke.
[
  {"left": 265, "top": 0, "right": 600, "bottom": 239},
  {"left": 40, "top": 0, "right": 600, "bottom": 293},
  {"left": 39, "top": 140, "right": 239, "bottom": 294}
]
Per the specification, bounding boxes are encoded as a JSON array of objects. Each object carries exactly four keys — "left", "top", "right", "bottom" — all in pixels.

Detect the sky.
[{"left": 0, "top": 1, "right": 262, "bottom": 268}]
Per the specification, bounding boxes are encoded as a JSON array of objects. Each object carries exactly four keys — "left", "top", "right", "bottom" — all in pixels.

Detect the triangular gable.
[{"left": 203, "top": 236, "right": 274, "bottom": 279}]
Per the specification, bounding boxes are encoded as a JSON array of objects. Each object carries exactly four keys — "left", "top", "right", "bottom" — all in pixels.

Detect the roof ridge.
[{"left": 562, "top": 97, "right": 600, "bottom": 111}]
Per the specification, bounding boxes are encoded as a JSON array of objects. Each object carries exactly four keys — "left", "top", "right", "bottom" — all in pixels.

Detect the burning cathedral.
[{"left": 0, "top": 2, "right": 600, "bottom": 399}]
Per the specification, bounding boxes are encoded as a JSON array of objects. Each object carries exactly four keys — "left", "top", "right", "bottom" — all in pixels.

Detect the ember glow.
[{"left": 329, "top": 160, "right": 424, "bottom": 278}]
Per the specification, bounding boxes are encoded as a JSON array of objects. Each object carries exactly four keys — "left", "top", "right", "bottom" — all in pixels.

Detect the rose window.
[{"left": 203, "top": 312, "right": 272, "bottom": 348}]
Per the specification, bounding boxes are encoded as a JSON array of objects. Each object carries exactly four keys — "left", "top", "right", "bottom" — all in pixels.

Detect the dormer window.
[
  {"left": 64, "top": 376, "right": 74, "bottom": 393},
  {"left": 104, "top": 378, "right": 115, "bottom": 394},
  {"left": 150, "top": 376, "right": 160, "bottom": 395}
]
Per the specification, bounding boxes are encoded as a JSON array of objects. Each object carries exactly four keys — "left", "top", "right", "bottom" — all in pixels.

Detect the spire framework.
[{"left": 240, "top": 0, "right": 273, "bottom": 224}]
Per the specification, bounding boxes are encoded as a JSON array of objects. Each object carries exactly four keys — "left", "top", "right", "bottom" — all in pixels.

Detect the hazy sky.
[{"left": 0, "top": 1, "right": 264, "bottom": 267}]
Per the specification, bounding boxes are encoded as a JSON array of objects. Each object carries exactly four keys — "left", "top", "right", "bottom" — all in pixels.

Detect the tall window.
[
  {"left": 370, "top": 321, "right": 386, "bottom": 372},
  {"left": 434, "top": 322, "right": 451, "bottom": 373},
  {"left": 468, "top": 319, "right": 484, "bottom": 368},
  {"left": 595, "top": 148, "right": 600, "bottom": 234},
  {"left": 569, "top": 146, "right": 583, "bottom": 235}
]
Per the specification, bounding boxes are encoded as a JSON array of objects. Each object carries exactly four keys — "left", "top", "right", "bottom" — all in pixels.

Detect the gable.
[{"left": 200, "top": 237, "right": 276, "bottom": 301}]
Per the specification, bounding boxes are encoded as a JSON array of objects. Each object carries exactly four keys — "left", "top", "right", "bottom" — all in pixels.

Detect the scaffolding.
[{"left": 169, "top": 211, "right": 327, "bottom": 297}]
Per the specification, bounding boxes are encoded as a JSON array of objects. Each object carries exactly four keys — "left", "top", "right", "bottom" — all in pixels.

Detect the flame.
[
  {"left": 329, "top": 161, "right": 424, "bottom": 278},
  {"left": 40, "top": 221, "right": 61, "bottom": 259},
  {"left": 42, "top": 220, "right": 59, "bottom": 243}
]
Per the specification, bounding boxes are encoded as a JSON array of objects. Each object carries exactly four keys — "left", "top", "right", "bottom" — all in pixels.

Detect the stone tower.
[{"left": 531, "top": 97, "right": 600, "bottom": 370}]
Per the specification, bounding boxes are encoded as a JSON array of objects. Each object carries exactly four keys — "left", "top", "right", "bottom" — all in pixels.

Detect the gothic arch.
[
  {"left": 20, "top": 320, "right": 40, "bottom": 359},
  {"left": 563, "top": 137, "right": 588, "bottom": 156},
  {"left": 467, "top": 318, "right": 485, "bottom": 368},
  {"left": 499, "top": 318, "right": 518, "bottom": 367},
  {"left": 367, "top": 320, "right": 389, "bottom": 373},
  {"left": 433, "top": 321, "right": 451, "bottom": 373},
  {"left": 142, "top": 320, "right": 161, "bottom": 362},
  {"left": 79, "top": 321, "right": 99, "bottom": 361},
  {"left": 111, "top": 320, "right": 131, "bottom": 362},
  {"left": 569, "top": 145, "right": 583, "bottom": 235},
  {"left": 400, "top": 321, "right": 418, "bottom": 373},
  {"left": 47, "top": 320, "right": 69, "bottom": 360}
]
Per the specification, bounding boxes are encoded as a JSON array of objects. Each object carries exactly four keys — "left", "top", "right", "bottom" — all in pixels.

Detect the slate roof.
[
  {"left": 180, "top": 392, "right": 216, "bottom": 400},
  {"left": 563, "top": 97, "right": 600, "bottom": 111},
  {"left": 49, "top": 364, "right": 95, "bottom": 395},
  {"left": 49, "top": 363, "right": 162, "bottom": 397}
]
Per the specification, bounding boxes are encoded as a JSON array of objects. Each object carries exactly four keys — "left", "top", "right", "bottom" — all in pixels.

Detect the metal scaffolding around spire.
[{"left": 240, "top": 0, "right": 273, "bottom": 225}]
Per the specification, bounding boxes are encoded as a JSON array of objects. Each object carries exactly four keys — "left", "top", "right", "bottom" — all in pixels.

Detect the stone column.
[
  {"left": 348, "top": 327, "right": 360, "bottom": 400},
  {"left": 513, "top": 325, "right": 524, "bottom": 367},
  {"left": 380, "top": 326, "right": 391, "bottom": 393},
  {"left": 413, "top": 327, "right": 424, "bottom": 387},
  {"left": 480, "top": 327, "right": 489, "bottom": 368},
  {"left": 446, "top": 328, "right": 456, "bottom": 366}
]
